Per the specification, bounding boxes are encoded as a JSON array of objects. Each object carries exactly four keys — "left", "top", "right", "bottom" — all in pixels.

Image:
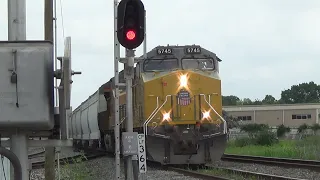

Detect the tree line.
[{"left": 222, "top": 81, "right": 320, "bottom": 106}]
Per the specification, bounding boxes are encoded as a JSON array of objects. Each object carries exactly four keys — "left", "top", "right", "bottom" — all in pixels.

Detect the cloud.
[{"left": 0, "top": 0, "right": 319, "bottom": 107}]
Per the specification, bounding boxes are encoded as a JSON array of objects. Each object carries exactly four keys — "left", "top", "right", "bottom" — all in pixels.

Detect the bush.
[
  {"left": 297, "top": 123, "right": 308, "bottom": 133},
  {"left": 310, "top": 123, "right": 320, "bottom": 134},
  {"left": 276, "top": 124, "right": 290, "bottom": 138},
  {"left": 234, "top": 123, "right": 278, "bottom": 147},
  {"left": 234, "top": 137, "right": 253, "bottom": 147},
  {"left": 233, "top": 130, "right": 278, "bottom": 147},
  {"left": 240, "top": 123, "right": 269, "bottom": 138},
  {"left": 255, "top": 130, "right": 278, "bottom": 146}
]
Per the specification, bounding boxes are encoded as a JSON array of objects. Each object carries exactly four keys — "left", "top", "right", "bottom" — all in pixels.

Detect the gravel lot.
[
  {"left": 211, "top": 160, "right": 320, "bottom": 180},
  {"left": 29, "top": 147, "right": 202, "bottom": 180}
]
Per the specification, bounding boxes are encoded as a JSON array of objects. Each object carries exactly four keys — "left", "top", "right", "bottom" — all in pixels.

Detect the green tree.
[
  {"left": 222, "top": 95, "right": 240, "bottom": 106},
  {"left": 280, "top": 81, "right": 320, "bottom": 104},
  {"left": 242, "top": 98, "right": 253, "bottom": 105},
  {"left": 262, "top": 95, "right": 276, "bottom": 104},
  {"left": 252, "top": 99, "right": 263, "bottom": 105}
]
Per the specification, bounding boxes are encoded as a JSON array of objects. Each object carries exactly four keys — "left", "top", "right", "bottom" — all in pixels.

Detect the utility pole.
[
  {"left": 2, "top": 1, "right": 75, "bottom": 180},
  {"left": 44, "top": 0, "right": 56, "bottom": 180},
  {"left": 7, "top": 0, "right": 29, "bottom": 179}
]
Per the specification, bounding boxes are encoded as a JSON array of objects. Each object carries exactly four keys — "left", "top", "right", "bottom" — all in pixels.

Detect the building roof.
[{"left": 223, "top": 103, "right": 320, "bottom": 111}]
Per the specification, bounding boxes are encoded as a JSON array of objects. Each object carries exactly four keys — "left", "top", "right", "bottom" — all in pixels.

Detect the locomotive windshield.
[
  {"left": 143, "top": 58, "right": 179, "bottom": 72},
  {"left": 182, "top": 58, "right": 215, "bottom": 71}
]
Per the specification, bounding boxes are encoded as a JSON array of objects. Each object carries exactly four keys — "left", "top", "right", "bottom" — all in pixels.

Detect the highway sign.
[{"left": 137, "top": 133, "right": 147, "bottom": 173}]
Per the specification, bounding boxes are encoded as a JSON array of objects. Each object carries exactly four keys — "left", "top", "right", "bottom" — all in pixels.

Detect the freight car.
[{"left": 68, "top": 45, "right": 228, "bottom": 165}]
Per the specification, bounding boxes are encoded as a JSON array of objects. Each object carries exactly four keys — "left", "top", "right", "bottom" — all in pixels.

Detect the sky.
[{"left": 0, "top": 0, "right": 319, "bottom": 109}]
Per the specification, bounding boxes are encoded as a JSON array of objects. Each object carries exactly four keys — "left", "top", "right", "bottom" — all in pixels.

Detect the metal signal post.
[
  {"left": 115, "top": 0, "right": 145, "bottom": 180},
  {"left": 113, "top": 0, "right": 121, "bottom": 179}
]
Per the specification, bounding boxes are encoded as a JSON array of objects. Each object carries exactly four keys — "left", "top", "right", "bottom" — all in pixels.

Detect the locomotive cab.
[{"left": 137, "top": 45, "right": 228, "bottom": 164}]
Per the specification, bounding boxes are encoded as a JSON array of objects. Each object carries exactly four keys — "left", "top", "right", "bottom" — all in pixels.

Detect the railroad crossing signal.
[{"left": 117, "top": 0, "right": 145, "bottom": 49}]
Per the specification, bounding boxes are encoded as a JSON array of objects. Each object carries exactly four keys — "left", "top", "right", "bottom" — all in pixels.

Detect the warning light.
[
  {"left": 117, "top": 0, "right": 145, "bottom": 49},
  {"left": 126, "top": 30, "right": 136, "bottom": 40}
]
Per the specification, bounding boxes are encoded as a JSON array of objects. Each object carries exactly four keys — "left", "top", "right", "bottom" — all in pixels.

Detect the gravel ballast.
[
  {"left": 28, "top": 147, "right": 320, "bottom": 180},
  {"left": 29, "top": 147, "right": 202, "bottom": 180}
]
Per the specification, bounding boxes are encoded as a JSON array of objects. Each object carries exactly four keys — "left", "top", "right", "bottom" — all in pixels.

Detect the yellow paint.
[{"left": 142, "top": 70, "right": 222, "bottom": 127}]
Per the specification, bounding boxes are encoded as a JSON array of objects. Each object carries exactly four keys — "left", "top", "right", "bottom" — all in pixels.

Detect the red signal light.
[{"left": 126, "top": 30, "right": 136, "bottom": 40}]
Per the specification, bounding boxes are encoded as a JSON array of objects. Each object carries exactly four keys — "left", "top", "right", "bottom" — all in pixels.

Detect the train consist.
[{"left": 68, "top": 45, "right": 228, "bottom": 165}]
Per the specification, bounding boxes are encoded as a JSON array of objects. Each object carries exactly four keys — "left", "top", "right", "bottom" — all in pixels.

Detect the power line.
[{"left": 59, "top": 0, "right": 65, "bottom": 39}]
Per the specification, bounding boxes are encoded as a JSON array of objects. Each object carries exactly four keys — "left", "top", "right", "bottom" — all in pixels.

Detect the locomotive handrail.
[
  {"left": 143, "top": 96, "right": 159, "bottom": 135},
  {"left": 146, "top": 96, "right": 159, "bottom": 125},
  {"left": 142, "top": 96, "right": 159, "bottom": 134},
  {"left": 144, "top": 95, "right": 171, "bottom": 136},
  {"left": 200, "top": 94, "right": 227, "bottom": 134}
]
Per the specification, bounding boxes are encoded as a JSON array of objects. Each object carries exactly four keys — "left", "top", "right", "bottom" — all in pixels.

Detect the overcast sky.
[{"left": 0, "top": 0, "right": 319, "bottom": 108}]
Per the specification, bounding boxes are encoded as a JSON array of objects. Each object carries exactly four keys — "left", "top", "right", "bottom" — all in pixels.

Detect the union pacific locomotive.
[{"left": 68, "top": 45, "right": 228, "bottom": 165}]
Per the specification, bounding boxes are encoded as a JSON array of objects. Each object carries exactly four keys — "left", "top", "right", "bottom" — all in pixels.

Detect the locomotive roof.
[{"left": 138, "top": 44, "right": 222, "bottom": 62}]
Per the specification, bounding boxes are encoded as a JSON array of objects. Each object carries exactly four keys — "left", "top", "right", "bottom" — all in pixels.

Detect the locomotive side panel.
[
  {"left": 133, "top": 77, "right": 145, "bottom": 128},
  {"left": 108, "top": 93, "right": 127, "bottom": 130}
]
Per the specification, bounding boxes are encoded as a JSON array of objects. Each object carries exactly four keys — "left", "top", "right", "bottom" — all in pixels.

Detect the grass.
[
  {"left": 225, "top": 135, "right": 320, "bottom": 160},
  {"left": 57, "top": 151, "right": 93, "bottom": 180}
]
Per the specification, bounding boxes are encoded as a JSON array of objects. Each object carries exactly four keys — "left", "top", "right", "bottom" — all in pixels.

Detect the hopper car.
[{"left": 68, "top": 45, "right": 228, "bottom": 165}]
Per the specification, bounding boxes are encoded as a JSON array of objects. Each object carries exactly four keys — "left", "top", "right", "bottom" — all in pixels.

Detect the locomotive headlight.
[
  {"left": 202, "top": 111, "right": 211, "bottom": 120},
  {"left": 163, "top": 112, "right": 171, "bottom": 121},
  {"left": 161, "top": 110, "right": 172, "bottom": 123},
  {"left": 179, "top": 74, "right": 188, "bottom": 88}
]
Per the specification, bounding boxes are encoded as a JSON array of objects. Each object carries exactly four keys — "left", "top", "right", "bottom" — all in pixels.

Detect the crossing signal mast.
[{"left": 115, "top": 0, "right": 146, "bottom": 180}]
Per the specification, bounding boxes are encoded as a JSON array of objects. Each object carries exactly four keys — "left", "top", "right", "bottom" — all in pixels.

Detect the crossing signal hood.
[{"left": 117, "top": 0, "right": 145, "bottom": 49}]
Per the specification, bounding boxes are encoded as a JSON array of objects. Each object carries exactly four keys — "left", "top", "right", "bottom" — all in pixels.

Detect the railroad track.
[
  {"left": 222, "top": 154, "right": 320, "bottom": 171},
  {"left": 28, "top": 149, "right": 45, "bottom": 159},
  {"left": 31, "top": 152, "right": 105, "bottom": 169},
  {"left": 168, "top": 165, "right": 305, "bottom": 180},
  {"left": 168, "top": 167, "right": 229, "bottom": 180}
]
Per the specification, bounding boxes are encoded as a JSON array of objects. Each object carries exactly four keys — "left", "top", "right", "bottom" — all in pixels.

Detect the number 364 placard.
[{"left": 137, "top": 134, "right": 147, "bottom": 173}]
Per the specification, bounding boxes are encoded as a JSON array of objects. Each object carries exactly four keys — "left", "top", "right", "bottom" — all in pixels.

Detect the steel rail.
[{"left": 222, "top": 154, "right": 320, "bottom": 171}]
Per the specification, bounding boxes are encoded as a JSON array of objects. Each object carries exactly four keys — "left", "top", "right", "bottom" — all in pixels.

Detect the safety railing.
[
  {"left": 143, "top": 95, "right": 171, "bottom": 136},
  {"left": 200, "top": 94, "right": 227, "bottom": 134}
]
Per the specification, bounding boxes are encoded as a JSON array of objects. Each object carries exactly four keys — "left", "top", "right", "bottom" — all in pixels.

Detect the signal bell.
[{"left": 117, "top": 0, "right": 145, "bottom": 49}]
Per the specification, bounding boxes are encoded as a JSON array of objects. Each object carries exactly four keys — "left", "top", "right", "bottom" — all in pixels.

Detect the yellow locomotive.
[{"left": 70, "top": 45, "right": 228, "bottom": 165}]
